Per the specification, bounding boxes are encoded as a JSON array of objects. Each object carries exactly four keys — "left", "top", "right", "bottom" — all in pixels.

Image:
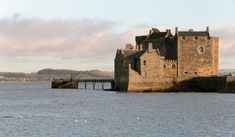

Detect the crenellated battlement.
[{"left": 162, "top": 59, "right": 177, "bottom": 63}]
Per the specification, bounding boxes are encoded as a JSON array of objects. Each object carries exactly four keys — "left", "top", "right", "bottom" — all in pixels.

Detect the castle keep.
[{"left": 114, "top": 27, "right": 220, "bottom": 92}]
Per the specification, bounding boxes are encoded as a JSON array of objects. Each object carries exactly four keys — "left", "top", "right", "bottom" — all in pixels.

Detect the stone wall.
[
  {"left": 128, "top": 73, "right": 235, "bottom": 92},
  {"left": 212, "top": 37, "right": 219, "bottom": 75},
  {"left": 114, "top": 51, "right": 129, "bottom": 91},
  {"left": 192, "top": 76, "right": 235, "bottom": 92},
  {"left": 226, "top": 76, "right": 235, "bottom": 91},
  {"left": 139, "top": 44, "right": 162, "bottom": 78},
  {"left": 177, "top": 36, "right": 218, "bottom": 78},
  {"left": 193, "top": 77, "right": 227, "bottom": 92},
  {"left": 128, "top": 66, "right": 175, "bottom": 92},
  {"left": 161, "top": 60, "right": 177, "bottom": 78},
  {"left": 165, "top": 37, "right": 177, "bottom": 59}
]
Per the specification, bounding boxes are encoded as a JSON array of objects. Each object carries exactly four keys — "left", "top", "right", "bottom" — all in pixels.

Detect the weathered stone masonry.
[{"left": 114, "top": 27, "right": 229, "bottom": 92}]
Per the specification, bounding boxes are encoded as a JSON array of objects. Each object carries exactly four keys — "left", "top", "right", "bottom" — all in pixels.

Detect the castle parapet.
[{"left": 163, "top": 59, "right": 176, "bottom": 62}]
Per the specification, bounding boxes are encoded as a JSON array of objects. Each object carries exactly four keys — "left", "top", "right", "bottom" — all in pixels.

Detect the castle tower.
[{"left": 176, "top": 27, "right": 219, "bottom": 78}]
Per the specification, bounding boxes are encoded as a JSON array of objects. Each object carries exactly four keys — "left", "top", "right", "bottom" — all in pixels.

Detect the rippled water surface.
[{"left": 1, "top": 82, "right": 235, "bottom": 137}]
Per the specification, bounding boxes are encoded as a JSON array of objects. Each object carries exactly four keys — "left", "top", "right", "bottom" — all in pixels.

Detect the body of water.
[{"left": 0, "top": 82, "right": 235, "bottom": 137}]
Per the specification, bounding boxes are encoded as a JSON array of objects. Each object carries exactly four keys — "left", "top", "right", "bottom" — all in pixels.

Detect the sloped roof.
[
  {"left": 122, "top": 50, "right": 140, "bottom": 58},
  {"left": 136, "top": 36, "right": 148, "bottom": 45},
  {"left": 135, "top": 28, "right": 172, "bottom": 44},
  {"left": 146, "top": 32, "right": 168, "bottom": 40},
  {"left": 118, "top": 49, "right": 146, "bottom": 60},
  {"left": 124, "top": 49, "right": 162, "bottom": 60},
  {"left": 126, "top": 50, "right": 146, "bottom": 60}
]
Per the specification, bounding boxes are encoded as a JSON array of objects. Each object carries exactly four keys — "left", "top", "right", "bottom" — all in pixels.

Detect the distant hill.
[
  {"left": 37, "top": 68, "right": 114, "bottom": 79},
  {"left": 0, "top": 68, "right": 114, "bottom": 82}
]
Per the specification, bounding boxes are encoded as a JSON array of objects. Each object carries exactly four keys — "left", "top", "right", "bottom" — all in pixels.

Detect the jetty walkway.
[{"left": 51, "top": 79, "right": 114, "bottom": 90}]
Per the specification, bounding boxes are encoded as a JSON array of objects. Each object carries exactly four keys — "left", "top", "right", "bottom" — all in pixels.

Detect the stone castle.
[{"left": 114, "top": 27, "right": 222, "bottom": 92}]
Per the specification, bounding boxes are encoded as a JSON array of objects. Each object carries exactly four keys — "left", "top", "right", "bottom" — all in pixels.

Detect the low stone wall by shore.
[{"left": 126, "top": 70, "right": 235, "bottom": 92}]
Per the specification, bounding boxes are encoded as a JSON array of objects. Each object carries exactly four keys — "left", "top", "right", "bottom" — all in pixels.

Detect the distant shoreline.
[
  {"left": 0, "top": 68, "right": 114, "bottom": 82},
  {"left": 0, "top": 81, "right": 50, "bottom": 83},
  {"left": 0, "top": 68, "right": 233, "bottom": 82}
]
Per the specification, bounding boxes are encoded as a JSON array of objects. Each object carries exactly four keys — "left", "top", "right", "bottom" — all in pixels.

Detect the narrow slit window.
[{"left": 143, "top": 60, "right": 146, "bottom": 67}]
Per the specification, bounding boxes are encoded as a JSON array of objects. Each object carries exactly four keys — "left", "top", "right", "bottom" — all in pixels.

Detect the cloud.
[
  {"left": 0, "top": 17, "right": 167, "bottom": 59},
  {"left": 121, "top": 25, "right": 167, "bottom": 44},
  {"left": 213, "top": 27, "right": 235, "bottom": 56},
  {"left": 0, "top": 15, "right": 234, "bottom": 71},
  {"left": 0, "top": 16, "right": 164, "bottom": 71},
  {"left": 0, "top": 16, "right": 159, "bottom": 71},
  {"left": 0, "top": 16, "right": 122, "bottom": 59},
  {"left": 212, "top": 27, "right": 235, "bottom": 68}
]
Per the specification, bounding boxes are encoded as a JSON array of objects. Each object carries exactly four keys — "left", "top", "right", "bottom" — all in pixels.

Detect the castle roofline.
[
  {"left": 146, "top": 32, "right": 169, "bottom": 40},
  {"left": 122, "top": 50, "right": 140, "bottom": 58},
  {"left": 136, "top": 35, "right": 148, "bottom": 45},
  {"left": 178, "top": 31, "right": 209, "bottom": 37},
  {"left": 126, "top": 50, "right": 146, "bottom": 60},
  {"left": 176, "top": 27, "right": 211, "bottom": 37},
  {"left": 135, "top": 28, "right": 172, "bottom": 44}
]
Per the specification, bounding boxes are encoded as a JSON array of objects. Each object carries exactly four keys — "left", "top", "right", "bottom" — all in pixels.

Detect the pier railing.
[{"left": 51, "top": 78, "right": 114, "bottom": 90}]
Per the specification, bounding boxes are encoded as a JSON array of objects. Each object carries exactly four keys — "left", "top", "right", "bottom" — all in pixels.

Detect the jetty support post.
[
  {"left": 101, "top": 82, "right": 104, "bottom": 90},
  {"left": 93, "top": 82, "right": 95, "bottom": 90},
  {"left": 85, "top": 82, "right": 87, "bottom": 89},
  {"left": 111, "top": 81, "right": 114, "bottom": 90}
]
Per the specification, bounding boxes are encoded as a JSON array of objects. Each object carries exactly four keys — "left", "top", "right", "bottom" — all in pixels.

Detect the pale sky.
[{"left": 0, "top": 0, "right": 235, "bottom": 72}]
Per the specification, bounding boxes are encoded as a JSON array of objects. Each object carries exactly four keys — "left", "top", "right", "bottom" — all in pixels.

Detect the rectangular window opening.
[{"left": 143, "top": 60, "right": 146, "bottom": 67}]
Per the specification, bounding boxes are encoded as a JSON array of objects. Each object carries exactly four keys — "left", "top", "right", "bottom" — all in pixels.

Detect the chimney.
[
  {"left": 189, "top": 29, "right": 194, "bottom": 32},
  {"left": 138, "top": 44, "right": 143, "bottom": 50},
  {"left": 125, "top": 43, "right": 134, "bottom": 50},
  {"left": 206, "top": 26, "right": 209, "bottom": 33},
  {"left": 147, "top": 43, "right": 153, "bottom": 53},
  {"left": 166, "top": 29, "right": 171, "bottom": 33},
  {"left": 175, "top": 27, "right": 178, "bottom": 35}
]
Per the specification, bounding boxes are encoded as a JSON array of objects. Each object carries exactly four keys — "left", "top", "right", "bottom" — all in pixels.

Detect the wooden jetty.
[{"left": 51, "top": 78, "right": 114, "bottom": 90}]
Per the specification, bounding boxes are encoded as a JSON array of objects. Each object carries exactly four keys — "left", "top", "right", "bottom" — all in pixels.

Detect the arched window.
[{"left": 172, "top": 64, "right": 176, "bottom": 69}]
